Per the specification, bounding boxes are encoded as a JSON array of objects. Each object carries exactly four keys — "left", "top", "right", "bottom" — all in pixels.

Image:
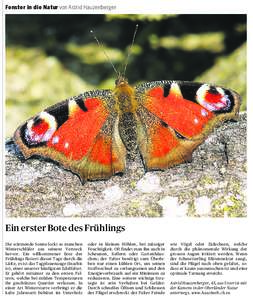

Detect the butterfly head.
[
  {"left": 114, "top": 75, "right": 134, "bottom": 96},
  {"left": 115, "top": 76, "right": 129, "bottom": 88},
  {"left": 114, "top": 76, "right": 136, "bottom": 113}
]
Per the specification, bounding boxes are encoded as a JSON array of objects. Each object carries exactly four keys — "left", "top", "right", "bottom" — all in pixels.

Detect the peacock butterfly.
[
  {"left": 13, "top": 31, "right": 241, "bottom": 184},
  {"left": 13, "top": 77, "right": 241, "bottom": 183}
]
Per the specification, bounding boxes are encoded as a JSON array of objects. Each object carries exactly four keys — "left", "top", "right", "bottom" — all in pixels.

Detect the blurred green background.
[{"left": 6, "top": 14, "right": 246, "bottom": 138}]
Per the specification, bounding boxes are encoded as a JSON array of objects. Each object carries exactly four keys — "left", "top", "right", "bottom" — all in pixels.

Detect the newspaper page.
[{"left": 1, "top": 0, "right": 252, "bottom": 299}]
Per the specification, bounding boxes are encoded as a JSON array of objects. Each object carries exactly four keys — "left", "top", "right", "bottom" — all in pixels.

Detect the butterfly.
[
  {"left": 13, "top": 74, "right": 240, "bottom": 183},
  {"left": 13, "top": 25, "right": 241, "bottom": 183}
]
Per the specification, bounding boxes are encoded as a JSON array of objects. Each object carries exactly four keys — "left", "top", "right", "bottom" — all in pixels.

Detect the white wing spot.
[
  {"left": 201, "top": 108, "right": 208, "bottom": 117},
  {"left": 52, "top": 136, "right": 59, "bottom": 144},
  {"left": 64, "top": 142, "right": 69, "bottom": 149}
]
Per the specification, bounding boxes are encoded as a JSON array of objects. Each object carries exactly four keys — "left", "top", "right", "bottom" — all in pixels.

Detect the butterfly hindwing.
[
  {"left": 14, "top": 90, "right": 126, "bottom": 182},
  {"left": 135, "top": 105, "right": 197, "bottom": 170},
  {"left": 134, "top": 81, "right": 240, "bottom": 170}
]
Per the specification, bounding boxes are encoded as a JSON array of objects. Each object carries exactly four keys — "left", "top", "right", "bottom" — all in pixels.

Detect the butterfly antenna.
[
  {"left": 90, "top": 29, "right": 119, "bottom": 77},
  {"left": 122, "top": 24, "right": 139, "bottom": 77}
]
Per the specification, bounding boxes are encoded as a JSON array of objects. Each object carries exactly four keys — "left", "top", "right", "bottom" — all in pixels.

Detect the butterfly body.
[{"left": 14, "top": 78, "right": 240, "bottom": 183}]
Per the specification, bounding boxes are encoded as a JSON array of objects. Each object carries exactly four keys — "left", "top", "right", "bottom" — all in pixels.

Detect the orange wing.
[
  {"left": 135, "top": 81, "right": 240, "bottom": 170},
  {"left": 14, "top": 91, "right": 126, "bottom": 182}
]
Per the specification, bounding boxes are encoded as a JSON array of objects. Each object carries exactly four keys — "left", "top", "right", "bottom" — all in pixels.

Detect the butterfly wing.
[
  {"left": 14, "top": 90, "right": 126, "bottom": 182},
  {"left": 134, "top": 81, "right": 241, "bottom": 171}
]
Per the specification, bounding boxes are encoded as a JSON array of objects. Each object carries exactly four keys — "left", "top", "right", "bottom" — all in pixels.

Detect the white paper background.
[{"left": 1, "top": 0, "right": 252, "bottom": 299}]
